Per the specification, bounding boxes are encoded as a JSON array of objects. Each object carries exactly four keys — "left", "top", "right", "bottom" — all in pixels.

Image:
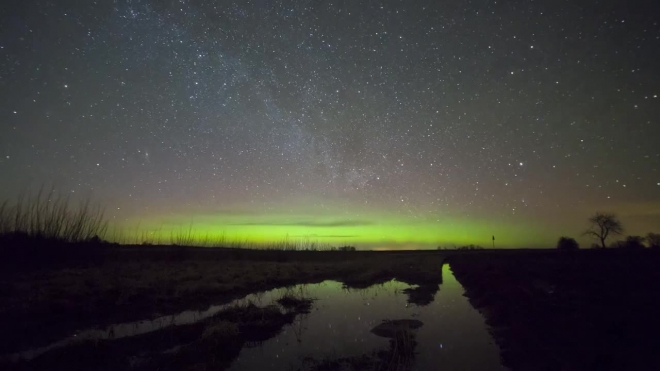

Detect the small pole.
[{"left": 492, "top": 235, "right": 495, "bottom": 249}]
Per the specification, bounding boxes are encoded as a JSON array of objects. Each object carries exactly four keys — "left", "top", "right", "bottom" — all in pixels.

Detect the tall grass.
[
  {"left": 0, "top": 189, "right": 356, "bottom": 251},
  {"left": 166, "top": 231, "right": 334, "bottom": 251},
  {"left": 0, "top": 187, "right": 108, "bottom": 243},
  {"left": 105, "top": 225, "right": 344, "bottom": 251}
]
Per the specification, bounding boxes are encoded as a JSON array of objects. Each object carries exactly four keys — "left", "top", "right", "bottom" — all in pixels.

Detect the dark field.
[
  {"left": 450, "top": 249, "right": 660, "bottom": 371},
  {"left": 2, "top": 244, "right": 660, "bottom": 370}
]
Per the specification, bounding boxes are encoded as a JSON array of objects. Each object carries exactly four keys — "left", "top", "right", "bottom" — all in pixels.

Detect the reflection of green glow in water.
[{"left": 111, "top": 200, "right": 555, "bottom": 249}]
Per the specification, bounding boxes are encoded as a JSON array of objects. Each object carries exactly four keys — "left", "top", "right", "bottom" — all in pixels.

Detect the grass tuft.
[
  {"left": 0, "top": 187, "right": 107, "bottom": 243},
  {"left": 277, "top": 293, "right": 314, "bottom": 314}
]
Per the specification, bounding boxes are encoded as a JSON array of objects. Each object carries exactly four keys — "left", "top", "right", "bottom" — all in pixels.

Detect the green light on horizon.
[{"left": 110, "top": 209, "right": 554, "bottom": 249}]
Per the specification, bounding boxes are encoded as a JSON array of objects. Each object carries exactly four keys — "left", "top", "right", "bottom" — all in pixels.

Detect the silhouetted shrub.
[
  {"left": 337, "top": 245, "right": 356, "bottom": 252},
  {"left": 615, "top": 236, "right": 646, "bottom": 250},
  {"left": 556, "top": 237, "right": 579, "bottom": 251},
  {"left": 457, "top": 244, "right": 484, "bottom": 250},
  {"left": 86, "top": 235, "right": 109, "bottom": 245},
  {"left": 647, "top": 233, "right": 660, "bottom": 249}
]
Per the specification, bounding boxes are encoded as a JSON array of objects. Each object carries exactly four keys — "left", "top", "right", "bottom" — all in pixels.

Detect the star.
[{"left": 0, "top": 0, "right": 658, "bottom": 249}]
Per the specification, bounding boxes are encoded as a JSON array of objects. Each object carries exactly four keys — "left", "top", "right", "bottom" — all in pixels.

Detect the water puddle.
[
  {"left": 7, "top": 265, "right": 506, "bottom": 370},
  {"left": 229, "top": 264, "right": 505, "bottom": 370}
]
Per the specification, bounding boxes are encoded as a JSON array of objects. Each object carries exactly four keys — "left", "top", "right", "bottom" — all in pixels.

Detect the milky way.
[{"left": 1, "top": 0, "right": 659, "bottom": 248}]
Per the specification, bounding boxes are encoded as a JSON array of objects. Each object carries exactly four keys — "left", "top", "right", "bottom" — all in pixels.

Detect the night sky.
[{"left": 1, "top": 0, "right": 659, "bottom": 249}]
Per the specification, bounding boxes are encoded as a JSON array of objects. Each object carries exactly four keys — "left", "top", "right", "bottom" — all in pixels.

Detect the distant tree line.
[
  {"left": 329, "top": 245, "right": 357, "bottom": 252},
  {"left": 437, "top": 244, "right": 484, "bottom": 250},
  {"left": 557, "top": 213, "right": 660, "bottom": 251}
]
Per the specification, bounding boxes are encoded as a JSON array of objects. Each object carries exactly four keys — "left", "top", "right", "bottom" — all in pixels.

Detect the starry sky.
[{"left": 1, "top": 0, "right": 659, "bottom": 249}]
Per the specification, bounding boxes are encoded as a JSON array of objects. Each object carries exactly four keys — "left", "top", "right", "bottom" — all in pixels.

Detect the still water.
[
  {"left": 229, "top": 264, "right": 504, "bottom": 370},
  {"left": 10, "top": 265, "right": 505, "bottom": 370}
]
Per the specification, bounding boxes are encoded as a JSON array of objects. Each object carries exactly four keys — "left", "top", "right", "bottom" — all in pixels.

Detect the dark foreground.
[
  {"left": 0, "top": 244, "right": 447, "bottom": 370},
  {"left": 450, "top": 249, "right": 660, "bottom": 371},
  {"left": 2, "top": 244, "right": 660, "bottom": 370}
]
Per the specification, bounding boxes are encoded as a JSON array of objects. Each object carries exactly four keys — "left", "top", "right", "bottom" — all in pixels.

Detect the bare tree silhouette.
[{"left": 583, "top": 213, "right": 623, "bottom": 249}]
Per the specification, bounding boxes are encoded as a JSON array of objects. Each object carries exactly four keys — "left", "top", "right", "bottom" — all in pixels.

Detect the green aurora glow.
[{"left": 110, "top": 199, "right": 556, "bottom": 249}]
